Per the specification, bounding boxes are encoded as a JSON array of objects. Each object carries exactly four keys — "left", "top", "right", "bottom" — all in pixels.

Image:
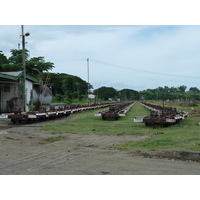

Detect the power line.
[
  {"left": 49, "top": 58, "right": 86, "bottom": 62},
  {"left": 90, "top": 58, "right": 200, "bottom": 80}
]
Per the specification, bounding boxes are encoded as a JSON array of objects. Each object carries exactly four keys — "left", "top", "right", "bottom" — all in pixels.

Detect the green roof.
[{"left": 0, "top": 71, "right": 38, "bottom": 83}]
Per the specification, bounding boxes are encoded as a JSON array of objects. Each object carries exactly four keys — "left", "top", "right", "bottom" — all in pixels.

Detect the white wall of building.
[{"left": 25, "top": 79, "right": 33, "bottom": 112}]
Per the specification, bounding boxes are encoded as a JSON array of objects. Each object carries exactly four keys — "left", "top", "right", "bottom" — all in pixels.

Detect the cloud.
[
  {"left": 0, "top": 25, "right": 21, "bottom": 55},
  {"left": 1, "top": 25, "right": 200, "bottom": 91}
]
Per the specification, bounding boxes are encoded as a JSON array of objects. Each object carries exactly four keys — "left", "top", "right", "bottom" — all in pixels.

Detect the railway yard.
[{"left": 0, "top": 101, "right": 200, "bottom": 175}]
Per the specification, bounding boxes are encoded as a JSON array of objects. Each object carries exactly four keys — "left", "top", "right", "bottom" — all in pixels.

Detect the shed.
[{"left": 0, "top": 71, "right": 38, "bottom": 112}]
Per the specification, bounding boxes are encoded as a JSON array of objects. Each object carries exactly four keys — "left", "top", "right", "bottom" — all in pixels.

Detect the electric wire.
[
  {"left": 50, "top": 57, "right": 200, "bottom": 87},
  {"left": 90, "top": 58, "right": 200, "bottom": 80}
]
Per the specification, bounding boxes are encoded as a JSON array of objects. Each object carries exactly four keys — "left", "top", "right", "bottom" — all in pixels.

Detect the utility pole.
[
  {"left": 21, "top": 25, "right": 26, "bottom": 112},
  {"left": 87, "top": 58, "right": 90, "bottom": 105},
  {"left": 21, "top": 25, "right": 30, "bottom": 112}
]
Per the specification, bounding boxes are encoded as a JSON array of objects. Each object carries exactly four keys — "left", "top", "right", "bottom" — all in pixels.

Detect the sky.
[
  {"left": 1, "top": 0, "right": 200, "bottom": 93},
  {"left": 1, "top": 25, "right": 200, "bottom": 92}
]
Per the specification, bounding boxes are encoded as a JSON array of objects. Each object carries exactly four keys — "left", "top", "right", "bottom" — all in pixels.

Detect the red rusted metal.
[{"left": 140, "top": 102, "right": 188, "bottom": 127}]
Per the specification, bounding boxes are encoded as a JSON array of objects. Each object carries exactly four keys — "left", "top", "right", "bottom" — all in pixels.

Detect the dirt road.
[{"left": 0, "top": 117, "right": 199, "bottom": 175}]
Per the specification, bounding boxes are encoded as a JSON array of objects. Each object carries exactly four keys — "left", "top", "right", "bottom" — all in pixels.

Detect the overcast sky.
[{"left": 1, "top": 25, "right": 200, "bottom": 91}]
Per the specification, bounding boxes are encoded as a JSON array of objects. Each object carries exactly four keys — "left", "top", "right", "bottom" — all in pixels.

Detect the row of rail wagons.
[
  {"left": 7, "top": 102, "right": 119, "bottom": 124},
  {"left": 95, "top": 102, "right": 135, "bottom": 120},
  {"left": 134, "top": 102, "right": 188, "bottom": 127}
]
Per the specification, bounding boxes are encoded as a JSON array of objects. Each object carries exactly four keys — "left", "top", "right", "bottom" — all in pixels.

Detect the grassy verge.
[
  {"left": 115, "top": 102, "right": 200, "bottom": 152},
  {"left": 40, "top": 102, "right": 200, "bottom": 152},
  {"left": 41, "top": 102, "right": 152, "bottom": 135},
  {"left": 115, "top": 122, "right": 200, "bottom": 151}
]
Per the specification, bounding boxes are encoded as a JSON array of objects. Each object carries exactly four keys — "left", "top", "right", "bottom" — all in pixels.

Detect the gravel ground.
[{"left": 0, "top": 117, "right": 200, "bottom": 175}]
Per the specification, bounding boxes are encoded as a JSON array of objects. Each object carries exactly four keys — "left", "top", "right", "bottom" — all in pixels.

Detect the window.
[{"left": 4, "top": 85, "right": 10, "bottom": 92}]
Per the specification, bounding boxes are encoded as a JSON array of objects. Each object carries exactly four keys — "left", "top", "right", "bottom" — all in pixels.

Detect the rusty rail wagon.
[
  {"left": 2, "top": 102, "right": 120, "bottom": 124},
  {"left": 95, "top": 102, "right": 135, "bottom": 120},
  {"left": 134, "top": 102, "right": 188, "bottom": 127}
]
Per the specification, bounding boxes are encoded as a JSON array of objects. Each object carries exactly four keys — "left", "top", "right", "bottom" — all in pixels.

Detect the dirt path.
[{"left": 0, "top": 117, "right": 199, "bottom": 175}]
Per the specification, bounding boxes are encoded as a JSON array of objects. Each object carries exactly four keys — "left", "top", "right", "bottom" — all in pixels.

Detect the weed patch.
[{"left": 43, "top": 135, "right": 67, "bottom": 143}]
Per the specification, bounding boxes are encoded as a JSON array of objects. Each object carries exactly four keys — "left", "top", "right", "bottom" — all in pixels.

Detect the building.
[{"left": 0, "top": 71, "right": 38, "bottom": 113}]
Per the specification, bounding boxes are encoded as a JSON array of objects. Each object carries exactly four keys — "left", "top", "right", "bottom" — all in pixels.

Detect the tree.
[
  {"left": 9, "top": 49, "right": 29, "bottom": 64},
  {"left": 94, "top": 87, "right": 118, "bottom": 101},
  {"left": 164, "top": 86, "right": 170, "bottom": 94},
  {"left": 2, "top": 49, "right": 54, "bottom": 76},
  {"left": 119, "top": 89, "right": 139, "bottom": 100},
  {"left": 0, "top": 51, "right": 9, "bottom": 71},
  {"left": 62, "top": 76, "right": 75, "bottom": 104},
  {"left": 140, "top": 90, "right": 155, "bottom": 100},
  {"left": 178, "top": 85, "right": 187, "bottom": 94},
  {"left": 189, "top": 87, "right": 199, "bottom": 94},
  {"left": 0, "top": 51, "right": 8, "bottom": 65},
  {"left": 73, "top": 76, "right": 91, "bottom": 100},
  {"left": 26, "top": 57, "right": 54, "bottom": 77},
  {"left": 47, "top": 73, "right": 89, "bottom": 101}
]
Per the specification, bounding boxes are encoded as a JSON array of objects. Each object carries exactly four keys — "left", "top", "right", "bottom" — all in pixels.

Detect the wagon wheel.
[
  {"left": 145, "top": 122, "right": 149, "bottom": 126},
  {"left": 14, "top": 119, "right": 20, "bottom": 124},
  {"left": 11, "top": 119, "right": 16, "bottom": 124}
]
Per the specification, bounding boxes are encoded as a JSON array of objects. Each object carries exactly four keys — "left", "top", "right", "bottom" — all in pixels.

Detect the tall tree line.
[
  {"left": 139, "top": 85, "right": 200, "bottom": 102},
  {"left": 93, "top": 87, "right": 139, "bottom": 101},
  {"left": 44, "top": 73, "right": 91, "bottom": 103}
]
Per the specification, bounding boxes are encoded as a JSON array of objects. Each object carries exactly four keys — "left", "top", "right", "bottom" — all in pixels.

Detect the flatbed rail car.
[
  {"left": 5, "top": 102, "right": 122, "bottom": 124},
  {"left": 8, "top": 107, "right": 71, "bottom": 124},
  {"left": 137, "top": 102, "right": 188, "bottom": 127},
  {"left": 95, "top": 102, "right": 135, "bottom": 120}
]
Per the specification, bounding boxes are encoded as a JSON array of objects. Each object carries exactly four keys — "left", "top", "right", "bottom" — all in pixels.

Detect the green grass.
[
  {"left": 43, "top": 135, "right": 67, "bottom": 143},
  {"left": 40, "top": 102, "right": 200, "bottom": 152},
  {"left": 115, "top": 125, "right": 200, "bottom": 151},
  {"left": 41, "top": 102, "right": 152, "bottom": 135},
  {"left": 115, "top": 103, "right": 200, "bottom": 151}
]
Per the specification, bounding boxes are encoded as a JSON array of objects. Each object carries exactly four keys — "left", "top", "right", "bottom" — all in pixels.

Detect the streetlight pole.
[{"left": 21, "top": 25, "right": 26, "bottom": 112}]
